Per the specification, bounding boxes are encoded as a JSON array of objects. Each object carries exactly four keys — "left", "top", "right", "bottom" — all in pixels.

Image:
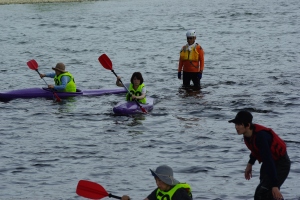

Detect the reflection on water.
[
  {"left": 177, "top": 86, "right": 203, "bottom": 98},
  {"left": 56, "top": 97, "right": 78, "bottom": 113},
  {"left": 113, "top": 114, "right": 146, "bottom": 127}
]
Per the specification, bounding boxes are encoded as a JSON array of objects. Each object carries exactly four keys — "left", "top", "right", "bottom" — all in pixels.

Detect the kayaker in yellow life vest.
[
  {"left": 116, "top": 72, "right": 146, "bottom": 104},
  {"left": 121, "top": 165, "right": 192, "bottom": 200},
  {"left": 40, "top": 63, "right": 76, "bottom": 92}
]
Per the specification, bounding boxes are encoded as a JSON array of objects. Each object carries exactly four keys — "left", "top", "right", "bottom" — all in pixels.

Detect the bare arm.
[
  {"left": 272, "top": 187, "right": 284, "bottom": 200},
  {"left": 116, "top": 76, "right": 124, "bottom": 87},
  {"left": 244, "top": 163, "right": 252, "bottom": 180},
  {"left": 132, "top": 92, "right": 146, "bottom": 100}
]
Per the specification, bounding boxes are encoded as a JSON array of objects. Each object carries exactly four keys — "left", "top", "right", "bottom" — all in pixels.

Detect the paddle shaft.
[
  {"left": 76, "top": 180, "right": 123, "bottom": 200},
  {"left": 35, "top": 69, "right": 61, "bottom": 101},
  {"left": 35, "top": 69, "right": 49, "bottom": 86},
  {"left": 109, "top": 193, "right": 122, "bottom": 199},
  {"left": 26, "top": 59, "right": 61, "bottom": 102},
  {"left": 112, "top": 70, "right": 130, "bottom": 93}
]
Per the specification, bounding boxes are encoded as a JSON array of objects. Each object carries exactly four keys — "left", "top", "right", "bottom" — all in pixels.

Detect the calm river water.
[{"left": 0, "top": 0, "right": 299, "bottom": 199}]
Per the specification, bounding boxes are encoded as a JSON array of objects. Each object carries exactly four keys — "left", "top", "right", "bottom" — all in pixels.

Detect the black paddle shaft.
[
  {"left": 108, "top": 193, "right": 122, "bottom": 199},
  {"left": 111, "top": 70, "right": 130, "bottom": 92},
  {"left": 35, "top": 69, "right": 49, "bottom": 86}
]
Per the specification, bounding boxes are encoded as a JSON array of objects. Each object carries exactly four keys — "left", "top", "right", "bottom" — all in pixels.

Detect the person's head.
[
  {"left": 186, "top": 30, "right": 196, "bottom": 45},
  {"left": 130, "top": 72, "right": 144, "bottom": 85},
  {"left": 52, "top": 63, "right": 67, "bottom": 75},
  {"left": 228, "top": 110, "right": 254, "bottom": 129},
  {"left": 149, "top": 165, "right": 179, "bottom": 191}
]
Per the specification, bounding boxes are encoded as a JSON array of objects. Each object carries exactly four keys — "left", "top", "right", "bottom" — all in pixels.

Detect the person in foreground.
[
  {"left": 229, "top": 110, "right": 291, "bottom": 200},
  {"left": 40, "top": 63, "right": 76, "bottom": 92},
  {"left": 121, "top": 165, "right": 192, "bottom": 200},
  {"left": 116, "top": 72, "right": 146, "bottom": 104},
  {"left": 178, "top": 30, "right": 204, "bottom": 88}
]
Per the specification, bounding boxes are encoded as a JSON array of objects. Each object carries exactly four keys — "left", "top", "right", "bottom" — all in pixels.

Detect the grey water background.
[{"left": 0, "top": 0, "right": 299, "bottom": 199}]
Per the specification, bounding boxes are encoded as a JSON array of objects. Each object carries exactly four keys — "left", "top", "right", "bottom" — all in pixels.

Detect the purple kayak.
[
  {"left": 0, "top": 87, "right": 126, "bottom": 102},
  {"left": 113, "top": 97, "right": 154, "bottom": 115}
]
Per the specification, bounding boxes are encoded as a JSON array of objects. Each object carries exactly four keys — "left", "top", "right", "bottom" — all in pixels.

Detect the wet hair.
[{"left": 130, "top": 72, "right": 144, "bottom": 84}]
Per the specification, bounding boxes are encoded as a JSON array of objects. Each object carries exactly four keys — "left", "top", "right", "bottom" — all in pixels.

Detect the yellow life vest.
[
  {"left": 180, "top": 43, "right": 200, "bottom": 62},
  {"left": 156, "top": 183, "right": 192, "bottom": 200},
  {"left": 126, "top": 83, "right": 146, "bottom": 104},
  {"left": 54, "top": 72, "right": 76, "bottom": 92}
]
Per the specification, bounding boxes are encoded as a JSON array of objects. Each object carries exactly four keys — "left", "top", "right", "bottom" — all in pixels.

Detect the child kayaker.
[{"left": 116, "top": 72, "right": 146, "bottom": 104}]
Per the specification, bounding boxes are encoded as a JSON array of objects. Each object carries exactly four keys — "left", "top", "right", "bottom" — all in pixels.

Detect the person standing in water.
[{"left": 178, "top": 30, "right": 204, "bottom": 88}]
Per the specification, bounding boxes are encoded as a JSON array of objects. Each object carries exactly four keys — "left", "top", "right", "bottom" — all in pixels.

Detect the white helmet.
[{"left": 186, "top": 30, "right": 196, "bottom": 37}]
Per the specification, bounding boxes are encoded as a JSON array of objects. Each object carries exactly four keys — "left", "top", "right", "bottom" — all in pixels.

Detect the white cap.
[{"left": 186, "top": 30, "right": 196, "bottom": 37}]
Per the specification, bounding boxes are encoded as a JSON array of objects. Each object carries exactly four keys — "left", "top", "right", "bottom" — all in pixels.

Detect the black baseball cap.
[{"left": 228, "top": 110, "right": 253, "bottom": 124}]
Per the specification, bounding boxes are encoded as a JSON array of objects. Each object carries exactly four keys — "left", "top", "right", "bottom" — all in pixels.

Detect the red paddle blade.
[
  {"left": 27, "top": 59, "right": 39, "bottom": 70},
  {"left": 99, "top": 54, "right": 113, "bottom": 70},
  {"left": 76, "top": 180, "right": 109, "bottom": 199}
]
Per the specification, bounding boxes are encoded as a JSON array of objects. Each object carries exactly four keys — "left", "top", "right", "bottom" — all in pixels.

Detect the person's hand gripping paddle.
[
  {"left": 76, "top": 180, "right": 123, "bottom": 199},
  {"left": 98, "top": 54, "right": 147, "bottom": 113},
  {"left": 27, "top": 59, "right": 61, "bottom": 102}
]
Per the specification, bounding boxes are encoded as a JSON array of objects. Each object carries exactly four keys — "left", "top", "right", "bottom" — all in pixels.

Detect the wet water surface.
[{"left": 0, "top": 0, "right": 299, "bottom": 199}]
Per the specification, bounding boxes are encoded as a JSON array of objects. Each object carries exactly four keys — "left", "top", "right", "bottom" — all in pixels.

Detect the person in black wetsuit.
[{"left": 229, "top": 110, "right": 291, "bottom": 200}]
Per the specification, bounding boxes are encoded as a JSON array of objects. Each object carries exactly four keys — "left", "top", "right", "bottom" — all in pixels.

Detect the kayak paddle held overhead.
[
  {"left": 27, "top": 59, "right": 61, "bottom": 102},
  {"left": 98, "top": 54, "right": 147, "bottom": 114},
  {"left": 76, "top": 180, "right": 122, "bottom": 199}
]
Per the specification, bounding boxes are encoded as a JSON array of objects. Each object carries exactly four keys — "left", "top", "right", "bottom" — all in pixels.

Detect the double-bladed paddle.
[
  {"left": 76, "top": 180, "right": 122, "bottom": 199},
  {"left": 98, "top": 54, "right": 147, "bottom": 114},
  {"left": 27, "top": 59, "right": 61, "bottom": 102}
]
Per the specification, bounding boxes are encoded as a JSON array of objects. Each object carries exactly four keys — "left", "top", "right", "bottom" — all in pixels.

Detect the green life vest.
[
  {"left": 156, "top": 183, "right": 192, "bottom": 200},
  {"left": 126, "top": 83, "right": 146, "bottom": 104},
  {"left": 54, "top": 72, "right": 76, "bottom": 92}
]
